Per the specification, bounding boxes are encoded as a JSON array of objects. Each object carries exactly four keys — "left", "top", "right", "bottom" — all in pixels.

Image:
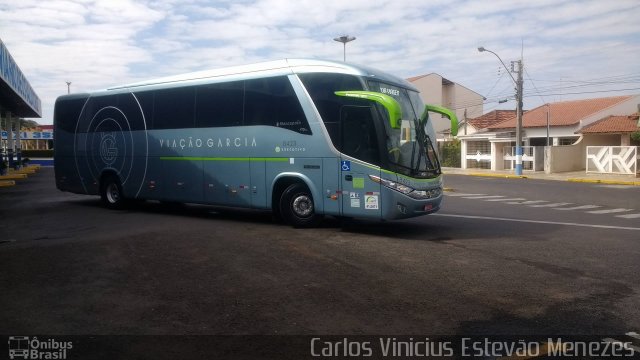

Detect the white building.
[{"left": 407, "top": 73, "right": 484, "bottom": 139}]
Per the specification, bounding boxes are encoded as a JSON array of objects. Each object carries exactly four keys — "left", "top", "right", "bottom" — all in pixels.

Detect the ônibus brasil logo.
[{"left": 8, "top": 336, "right": 72, "bottom": 360}]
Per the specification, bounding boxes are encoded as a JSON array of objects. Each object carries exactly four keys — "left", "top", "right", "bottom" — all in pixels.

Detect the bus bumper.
[{"left": 381, "top": 191, "right": 443, "bottom": 220}]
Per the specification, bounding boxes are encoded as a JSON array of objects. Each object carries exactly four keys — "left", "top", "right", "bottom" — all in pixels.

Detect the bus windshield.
[{"left": 367, "top": 81, "right": 440, "bottom": 178}]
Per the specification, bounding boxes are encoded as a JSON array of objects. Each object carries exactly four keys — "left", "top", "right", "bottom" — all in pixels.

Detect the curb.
[
  {"left": 9, "top": 169, "right": 37, "bottom": 175},
  {"left": 467, "top": 173, "right": 528, "bottom": 179},
  {"left": 0, "top": 180, "right": 16, "bottom": 187},
  {"left": 9, "top": 165, "right": 39, "bottom": 173},
  {"left": 444, "top": 172, "right": 528, "bottom": 179},
  {"left": 444, "top": 170, "right": 639, "bottom": 185},
  {"left": 567, "top": 178, "right": 640, "bottom": 186},
  {"left": 0, "top": 174, "right": 28, "bottom": 180}
]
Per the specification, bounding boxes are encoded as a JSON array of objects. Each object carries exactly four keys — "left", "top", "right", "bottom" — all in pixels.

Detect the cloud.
[{"left": 0, "top": 0, "right": 638, "bottom": 123}]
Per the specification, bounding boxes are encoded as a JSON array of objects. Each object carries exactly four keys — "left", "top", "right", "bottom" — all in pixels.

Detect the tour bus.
[{"left": 54, "top": 59, "right": 457, "bottom": 227}]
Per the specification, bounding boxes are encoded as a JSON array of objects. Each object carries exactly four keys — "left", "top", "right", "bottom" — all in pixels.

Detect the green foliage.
[
  {"left": 439, "top": 140, "right": 461, "bottom": 168},
  {"left": 0, "top": 117, "right": 39, "bottom": 130},
  {"left": 21, "top": 119, "right": 40, "bottom": 129},
  {"left": 631, "top": 131, "right": 640, "bottom": 142}
]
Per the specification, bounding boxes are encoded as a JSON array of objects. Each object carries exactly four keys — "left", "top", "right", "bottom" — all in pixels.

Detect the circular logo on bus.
[
  {"left": 74, "top": 94, "right": 149, "bottom": 198},
  {"left": 100, "top": 133, "right": 118, "bottom": 165}
]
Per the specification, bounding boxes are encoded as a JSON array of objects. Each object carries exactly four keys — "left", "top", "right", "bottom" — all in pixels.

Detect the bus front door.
[{"left": 339, "top": 105, "right": 382, "bottom": 219}]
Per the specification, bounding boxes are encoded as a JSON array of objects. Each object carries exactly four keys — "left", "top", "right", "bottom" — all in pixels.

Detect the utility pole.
[
  {"left": 546, "top": 104, "right": 551, "bottom": 146},
  {"left": 15, "top": 115, "right": 21, "bottom": 169},
  {"left": 514, "top": 59, "right": 524, "bottom": 176},
  {"left": 6, "top": 112, "right": 14, "bottom": 169},
  {"left": 0, "top": 109, "right": 4, "bottom": 173},
  {"left": 66, "top": 81, "right": 71, "bottom": 94}
]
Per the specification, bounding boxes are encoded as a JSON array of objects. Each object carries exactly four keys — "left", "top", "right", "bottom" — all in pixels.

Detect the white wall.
[
  {"left": 544, "top": 134, "right": 625, "bottom": 173},
  {"left": 525, "top": 125, "right": 579, "bottom": 139},
  {"left": 545, "top": 138, "right": 586, "bottom": 173}
]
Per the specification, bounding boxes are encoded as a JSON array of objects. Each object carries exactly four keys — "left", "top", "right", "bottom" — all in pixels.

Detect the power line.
[
  {"left": 522, "top": 87, "right": 640, "bottom": 98},
  {"left": 528, "top": 72, "right": 640, "bottom": 84},
  {"left": 482, "top": 71, "right": 506, "bottom": 100},
  {"left": 524, "top": 68, "right": 547, "bottom": 105}
]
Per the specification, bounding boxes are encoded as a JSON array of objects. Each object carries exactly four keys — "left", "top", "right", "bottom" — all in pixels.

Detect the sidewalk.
[{"left": 442, "top": 167, "right": 640, "bottom": 186}]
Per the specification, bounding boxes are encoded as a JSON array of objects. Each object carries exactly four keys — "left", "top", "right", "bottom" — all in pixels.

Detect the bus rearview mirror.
[
  {"left": 422, "top": 104, "right": 458, "bottom": 137},
  {"left": 335, "top": 91, "right": 402, "bottom": 129}
]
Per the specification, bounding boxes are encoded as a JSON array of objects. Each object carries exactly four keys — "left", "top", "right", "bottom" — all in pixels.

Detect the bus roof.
[{"left": 107, "top": 58, "right": 417, "bottom": 92}]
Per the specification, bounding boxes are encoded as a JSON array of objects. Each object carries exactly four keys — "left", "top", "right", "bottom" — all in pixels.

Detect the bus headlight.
[
  {"left": 368, "top": 175, "right": 441, "bottom": 199},
  {"left": 408, "top": 188, "right": 442, "bottom": 199}
]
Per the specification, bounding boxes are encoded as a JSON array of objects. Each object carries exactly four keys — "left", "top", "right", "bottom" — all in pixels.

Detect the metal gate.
[{"left": 503, "top": 146, "right": 544, "bottom": 171}]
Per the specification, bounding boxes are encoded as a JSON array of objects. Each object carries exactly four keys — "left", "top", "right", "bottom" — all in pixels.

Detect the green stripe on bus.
[
  {"left": 159, "top": 157, "right": 289, "bottom": 162},
  {"left": 346, "top": 160, "right": 441, "bottom": 180}
]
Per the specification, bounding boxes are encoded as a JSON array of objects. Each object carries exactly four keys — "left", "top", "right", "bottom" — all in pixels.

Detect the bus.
[{"left": 54, "top": 59, "right": 457, "bottom": 227}]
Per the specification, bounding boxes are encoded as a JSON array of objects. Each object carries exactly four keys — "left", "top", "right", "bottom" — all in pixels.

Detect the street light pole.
[
  {"left": 333, "top": 35, "right": 356, "bottom": 62},
  {"left": 478, "top": 46, "right": 524, "bottom": 175},
  {"left": 66, "top": 81, "right": 71, "bottom": 94}
]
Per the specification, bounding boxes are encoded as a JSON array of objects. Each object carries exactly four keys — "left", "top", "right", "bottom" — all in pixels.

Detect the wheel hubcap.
[
  {"left": 106, "top": 183, "right": 119, "bottom": 203},
  {"left": 292, "top": 195, "right": 313, "bottom": 217}
]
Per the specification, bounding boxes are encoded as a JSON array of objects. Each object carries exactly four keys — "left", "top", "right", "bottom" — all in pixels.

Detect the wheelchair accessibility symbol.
[{"left": 341, "top": 160, "right": 351, "bottom": 171}]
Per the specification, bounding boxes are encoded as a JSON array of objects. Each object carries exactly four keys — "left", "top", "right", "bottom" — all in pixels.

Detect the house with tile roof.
[
  {"left": 407, "top": 73, "right": 484, "bottom": 139},
  {"left": 461, "top": 110, "right": 517, "bottom": 135},
  {"left": 577, "top": 114, "right": 640, "bottom": 145},
  {"left": 456, "top": 95, "right": 640, "bottom": 172}
]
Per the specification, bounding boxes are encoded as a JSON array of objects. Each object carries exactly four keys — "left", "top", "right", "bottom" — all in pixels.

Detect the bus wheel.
[
  {"left": 279, "top": 183, "right": 321, "bottom": 228},
  {"left": 100, "top": 175, "right": 125, "bottom": 209}
]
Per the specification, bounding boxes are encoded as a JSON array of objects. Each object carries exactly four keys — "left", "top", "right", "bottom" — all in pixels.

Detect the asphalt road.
[{"left": 1, "top": 168, "right": 639, "bottom": 338}]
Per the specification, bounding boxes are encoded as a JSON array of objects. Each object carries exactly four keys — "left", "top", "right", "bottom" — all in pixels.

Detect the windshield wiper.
[{"left": 412, "top": 120, "right": 427, "bottom": 174}]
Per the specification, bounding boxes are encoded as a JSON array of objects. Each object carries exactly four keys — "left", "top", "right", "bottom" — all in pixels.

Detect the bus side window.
[
  {"left": 118, "top": 93, "right": 147, "bottom": 131},
  {"left": 80, "top": 95, "right": 120, "bottom": 132},
  {"left": 153, "top": 87, "right": 195, "bottom": 129},
  {"left": 54, "top": 96, "right": 89, "bottom": 133},
  {"left": 244, "top": 76, "right": 310, "bottom": 134},
  {"left": 195, "top": 81, "right": 244, "bottom": 128},
  {"left": 133, "top": 91, "right": 155, "bottom": 128},
  {"left": 244, "top": 78, "right": 271, "bottom": 126},
  {"left": 298, "top": 73, "right": 364, "bottom": 145}
]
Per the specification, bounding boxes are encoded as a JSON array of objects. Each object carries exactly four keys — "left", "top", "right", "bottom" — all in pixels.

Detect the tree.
[
  {"left": 21, "top": 119, "right": 40, "bottom": 130},
  {"left": 439, "top": 139, "right": 461, "bottom": 168},
  {"left": 0, "top": 117, "right": 39, "bottom": 130}
]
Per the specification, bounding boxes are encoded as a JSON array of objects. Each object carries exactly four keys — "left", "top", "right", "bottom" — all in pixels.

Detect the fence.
[
  {"left": 586, "top": 146, "right": 638, "bottom": 174},
  {"left": 503, "top": 146, "right": 544, "bottom": 171}
]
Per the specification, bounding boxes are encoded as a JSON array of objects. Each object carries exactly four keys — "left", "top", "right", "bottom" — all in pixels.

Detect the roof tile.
[
  {"left": 578, "top": 114, "right": 640, "bottom": 134},
  {"left": 467, "top": 110, "right": 517, "bottom": 129},
  {"left": 487, "top": 95, "right": 634, "bottom": 129}
]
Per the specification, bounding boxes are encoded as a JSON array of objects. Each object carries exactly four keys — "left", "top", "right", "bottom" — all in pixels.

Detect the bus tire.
[
  {"left": 279, "top": 183, "right": 321, "bottom": 228},
  {"left": 100, "top": 175, "right": 125, "bottom": 209}
]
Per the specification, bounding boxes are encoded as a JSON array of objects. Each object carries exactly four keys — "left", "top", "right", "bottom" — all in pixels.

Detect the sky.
[{"left": 1, "top": 0, "right": 639, "bottom": 125}]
